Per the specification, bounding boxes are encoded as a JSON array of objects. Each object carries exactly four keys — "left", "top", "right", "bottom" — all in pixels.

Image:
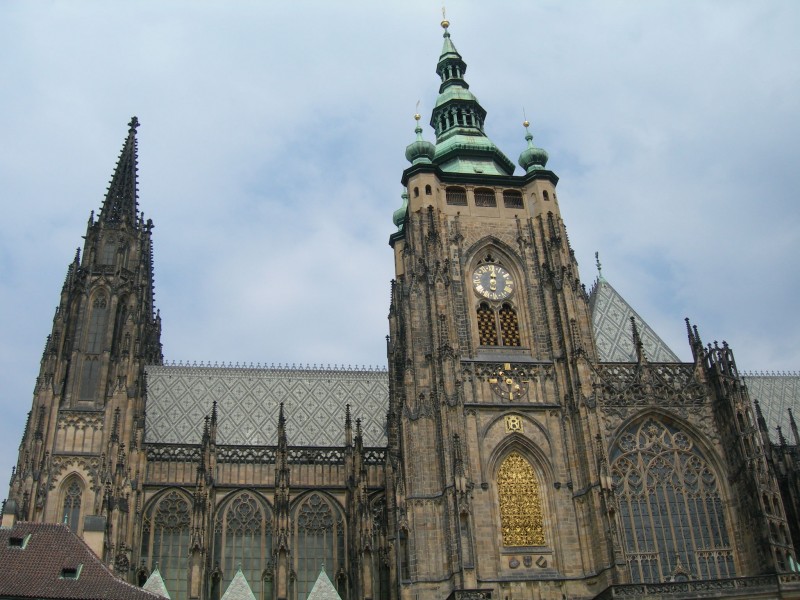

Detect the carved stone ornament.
[{"left": 505, "top": 415, "right": 523, "bottom": 433}]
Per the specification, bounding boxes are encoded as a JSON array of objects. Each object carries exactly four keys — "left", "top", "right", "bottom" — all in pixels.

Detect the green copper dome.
[
  {"left": 405, "top": 117, "right": 435, "bottom": 165},
  {"left": 392, "top": 190, "right": 409, "bottom": 231},
  {"left": 518, "top": 123, "right": 549, "bottom": 172}
]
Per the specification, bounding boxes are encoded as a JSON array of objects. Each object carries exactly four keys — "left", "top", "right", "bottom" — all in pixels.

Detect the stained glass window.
[
  {"left": 140, "top": 490, "right": 191, "bottom": 599},
  {"left": 294, "top": 494, "right": 345, "bottom": 599},
  {"left": 62, "top": 478, "right": 82, "bottom": 531},
  {"left": 610, "top": 418, "right": 736, "bottom": 582},
  {"left": 212, "top": 492, "right": 272, "bottom": 600},
  {"left": 497, "top": 452, "right": 545, "bottom": 546}
]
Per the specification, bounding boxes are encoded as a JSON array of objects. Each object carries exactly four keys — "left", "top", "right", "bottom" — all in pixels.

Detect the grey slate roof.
[
  {"left": 742, "top": 372, "right": 800, "bottom": 444},
  {"left": 220, "top": 569, "right": 256, "bottom": 600},
  {"left": 0, "top": 522, "right": 164, "bottom": 600},
  {"left": 306, "top": 567, "right": 342, "bottom": 600},
  {"left": 145, "top": 365, "right": 388, "bottom": 447},
  {"left": 589, "top": 277, "right": 681, "bottom": 363},
  {"left": 142, "top": 567, "right": 171, "bottom": 599}
]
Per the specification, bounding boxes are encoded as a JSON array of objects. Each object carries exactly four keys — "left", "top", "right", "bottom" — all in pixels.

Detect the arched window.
[
  {"left": 212, "top": 492, "right": 272, "bottom": 600},
  {"left": 141, "top": 490, "right": 191, "bottom": 600},
  {"left": 62, "top": 477, "right": 83, "bottom": 531},
  {"left": 100, "top": 239, "right": 116, "bottom": 265},
  {"left": 445, "top": 186, "right": 467, "bottom": 206},
  {"left": 474, "top": 188, "right": 496, "bottom": 207},
  {"left": 425, "top": 184, "right": 432, "bottom": 195},
  {"left": 80, "top": 292, "right": 109, "bottom": 401},
  {"left": 85, "top": 293, "right": 108, "bottom": 353},
  {"left": 413, "top": 187, "right": 419, "bottom": 198},
  {"left": 477, "top": 302, "right": 520, "bottom": 347},
  {"left": 498, "top": 304, "right": 521, "bottom": 347},
  {"left": 497, "top": 452, "right": 545, "bottom": 546},
  {"left": 611, "top": 418, "right": 736, "bottom": 583},
  {"left": 502, "top": 190, "right": 523, "bottom": 209},
  {"left": 542, "top": 190, "right": 550, "bottom": 201},
  {"left": 477, "top": 303, "right": 498, "bottom": 346},
  {"left": 294, "top": 494, "right": 345, "bottom": 599}
]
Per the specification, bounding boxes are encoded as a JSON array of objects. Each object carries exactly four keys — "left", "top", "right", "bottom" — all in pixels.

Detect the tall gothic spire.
[
  {"left": 100, "top": 116, "right": 140, "bottom": 225},
  {"left": 429, "top": 19, "right": 514, "bottom": 175}
]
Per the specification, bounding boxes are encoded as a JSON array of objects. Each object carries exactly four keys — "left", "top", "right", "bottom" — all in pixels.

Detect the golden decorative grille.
[
  {"left": 477, "top": 303, "right": 498, "bottom": 345},
  {"left": 499, "top": 304, "right": 521, "bottom": 346},
  {"left": 497, "top": 452, "right": 545, "bottom": 546}
]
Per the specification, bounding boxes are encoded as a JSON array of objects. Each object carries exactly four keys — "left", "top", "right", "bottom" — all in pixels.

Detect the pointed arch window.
[
  {"left": 85, "top": 293, "right": 108, "bottom": 354},
  {"left": 212, "top": 491, "right": 272, "bottom": 600},
  {"left": 610, "top": 418, "right": 736, "bottom": 583},
  {"left": 62, "top": 477, "right": 83, "bottom": 531},
  {"left": 498, "top": 304, "right": 521, "bottom": 346},
  {"left": 477, "top": 302, "right": 520, "bottom": 347},
  {"left": 140, "top": 490, "right": 191, "bottom": 600},
  {"left": 477, "top": 303, "right": 498, "bottom": 345},
  {"left": 294, "top": 493, "right": 346, "bottom": 599},
  {"left": 497, "top": 452, "right": 545, "bottom": 546}
]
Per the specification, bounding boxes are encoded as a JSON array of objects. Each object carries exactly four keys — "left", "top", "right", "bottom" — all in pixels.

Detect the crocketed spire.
[{"left": 100, "top": 117, "right": 140, "bottom": 226}]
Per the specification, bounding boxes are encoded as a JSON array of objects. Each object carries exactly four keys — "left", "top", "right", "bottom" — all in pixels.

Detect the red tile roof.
[{"left": 0, "top": 522, "right": 163, "bottom": 600}]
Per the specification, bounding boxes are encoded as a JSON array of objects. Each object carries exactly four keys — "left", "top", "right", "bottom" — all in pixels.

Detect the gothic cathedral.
[{"left": 5, "top": 18, "right": 800, "bottom": 600}]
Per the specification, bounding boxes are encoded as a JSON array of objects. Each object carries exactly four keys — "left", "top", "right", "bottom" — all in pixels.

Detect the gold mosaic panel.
[{"left": 498, "top": 452, "right": 545, "bottom": 546}]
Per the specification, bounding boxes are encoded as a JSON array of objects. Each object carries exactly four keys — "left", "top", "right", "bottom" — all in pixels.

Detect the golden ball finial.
[
  {"left": 441, "top": 19, "right": 450, "bottom": 29},
  {"left": 523, "top": 120, "right": 530, "bottom": 128},
  {"left": 414, "top": 113, "right": 421, "bottom": 121}
]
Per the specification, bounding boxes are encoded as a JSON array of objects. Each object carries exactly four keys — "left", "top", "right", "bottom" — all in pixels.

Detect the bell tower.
[
  {"left": 7, "top": 117, "right": 162, "bottom": 575},
  {"left": 386, "top": 19, "right": 616, "bottom": 599}
]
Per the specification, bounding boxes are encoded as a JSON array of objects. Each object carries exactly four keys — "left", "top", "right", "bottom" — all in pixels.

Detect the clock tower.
[{"left": 386, "top": 19, "right": 616, "bottom": 599}]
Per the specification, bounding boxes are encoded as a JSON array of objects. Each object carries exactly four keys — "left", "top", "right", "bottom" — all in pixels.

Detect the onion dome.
[
  {"left": 393, "top": 189, "right": 409, "bottom": 231},
  {"left": 405, "top": 113, "right": 435, "bottom": 164},
  {"left": 518, "top": 120, "right": 549, "bottom": 173}
]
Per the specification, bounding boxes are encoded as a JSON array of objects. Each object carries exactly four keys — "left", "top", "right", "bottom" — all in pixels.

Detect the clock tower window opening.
[
  {"left": 477, "top": 302, "right": 521, "bottom": 347},
  {"left": 446, "top": 186, "right": 467, "bottom": 206}
]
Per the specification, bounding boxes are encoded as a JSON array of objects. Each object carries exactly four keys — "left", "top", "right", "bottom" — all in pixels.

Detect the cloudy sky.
[{"left": 1, "top": 1, "right": 799, "bottom": 490}]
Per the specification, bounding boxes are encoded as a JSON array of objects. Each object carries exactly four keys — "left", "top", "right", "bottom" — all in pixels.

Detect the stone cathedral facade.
[{"left": 5, "top": 20, "right": 800, "bottom": 600}]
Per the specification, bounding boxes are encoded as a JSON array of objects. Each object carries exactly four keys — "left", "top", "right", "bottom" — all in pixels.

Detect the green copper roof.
[
  {"left": 306, "top": 566, "right": 342, "bottom": 600},
  {"left": 434, "top": 133, "right": 515, "bottom": 175},
  {"left": 142, "top": 567, "right": 171, "bottom": 599},
  {"left": 428, "top": 22, "right": 513, "bottom": 176},
  {"left": 220, "top": 569, "right": 257, "bottom": 600}
]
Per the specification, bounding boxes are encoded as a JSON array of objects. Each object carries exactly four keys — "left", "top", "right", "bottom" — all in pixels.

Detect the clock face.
[{"left": 472, "top": 264, "right": 514, "bottom": 300}]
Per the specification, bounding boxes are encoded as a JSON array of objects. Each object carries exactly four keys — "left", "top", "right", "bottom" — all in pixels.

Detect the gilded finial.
[
  {"left": 415, "top": 100, "right": 421, "bottom": 122},
  {"left": 441, "top": 4, "right": 449, "bottom": 29}
]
